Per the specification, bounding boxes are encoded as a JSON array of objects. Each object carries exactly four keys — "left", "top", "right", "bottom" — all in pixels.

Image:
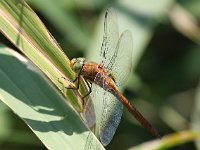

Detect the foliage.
[{"left": 1, "top": 0, "right": 200, "bottom": 149}]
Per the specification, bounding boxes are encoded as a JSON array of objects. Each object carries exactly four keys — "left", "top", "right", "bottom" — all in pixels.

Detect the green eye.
[{"left": 72, "top": 57, "right": 85, "bottom": 73}]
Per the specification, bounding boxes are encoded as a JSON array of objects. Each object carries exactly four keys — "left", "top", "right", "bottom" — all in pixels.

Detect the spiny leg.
[
  {"left": 60, "top": 64, "right": 91, "bottom": 103},
  {"left": 60, "top": 76, "right": 77, "bottom": 90},
  {"left": 59, "top": 76, "right": 85, "bottom": 106},
  {"left": 82, "top": 80, "right": 92, "bottom": 99},
  {"left": 60, "top": 62, "right": 83, "bottom": 90},
  {"left": 74, "top": 75, "right": 81, "bottom": 90},
  {"left": 72, "top": 63, "right": 84, "bottom": 89},
  {"left": 57, "top": 77, "right": 78, "bottom": 98}
]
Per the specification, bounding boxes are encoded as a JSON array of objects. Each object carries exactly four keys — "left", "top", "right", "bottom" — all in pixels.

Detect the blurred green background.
[{"left": 1, "top": 0, "right": 200, "bottom": 149}]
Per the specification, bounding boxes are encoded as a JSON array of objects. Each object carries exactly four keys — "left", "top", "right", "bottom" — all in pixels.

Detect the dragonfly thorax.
[{"left": 70, "top": 57, "right": 85, "bottom": 73}]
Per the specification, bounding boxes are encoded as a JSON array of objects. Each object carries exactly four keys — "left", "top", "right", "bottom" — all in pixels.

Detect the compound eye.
[{"left": 70, "top": 58, "right": 77, "bottom": 68}]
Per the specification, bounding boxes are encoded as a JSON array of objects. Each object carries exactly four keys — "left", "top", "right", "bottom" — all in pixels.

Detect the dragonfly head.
[{"left": 70, "top": 57, "right": 85, "bottom": 73}]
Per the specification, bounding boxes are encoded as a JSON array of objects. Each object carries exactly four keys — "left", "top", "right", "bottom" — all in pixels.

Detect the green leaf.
[
  {"left": 27, "top": 0, "right": 91, "bottom": 51},
  {"left": 0, "top": 0, "right": 86, "bottom": 111},
  {"left": 192, "top": 81, "right": 200, "bottom": 149},
  {"left": 0, "top": 0, "right": 104, "bottom": 149},
  {"left": 131, "top": 130, "right": 198, "bottom": 150},
  {"left": 0, "top": 46, "right": 104, "bottom": 150}
]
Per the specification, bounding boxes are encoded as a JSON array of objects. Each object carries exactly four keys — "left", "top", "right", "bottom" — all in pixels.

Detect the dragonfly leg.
[
  {"left": 71, "top": 75, "right": 81, "bottom": 90},
  {"left": 76, "top": 75, "right": 81, "bottom": 89},
  {"left": 59, "top": 61, "right": 84, "bottom": 90},
  {"left": 82, "top": 80, "right": 92, "bottom": 99},
  {"left": 61, "top": 71, "right": 81, "bottom": 90},
  {"left": 59, "top": 77, "right": 77, "bottom": 90},
  {"left": 72, "top": 63, "right": 84, "bottom": 89}
]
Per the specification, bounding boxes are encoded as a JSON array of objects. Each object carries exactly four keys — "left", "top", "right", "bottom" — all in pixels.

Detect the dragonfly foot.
[
  {"left": 72, "top": 77, "right": 78, "bottom": 83},
  {"left": 82, "top": 92, "right": 90, "bottom": 100},
  {"left": 71, "top": 76, "right": 80, "bottom": 89},
  {"left": 58, "top": 77, "right": 77, "bottom": 90}
]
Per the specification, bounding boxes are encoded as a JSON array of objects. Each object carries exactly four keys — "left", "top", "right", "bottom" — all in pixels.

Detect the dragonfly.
[{"left": 70, "top": 8, "right": 160, "bottom": 146}]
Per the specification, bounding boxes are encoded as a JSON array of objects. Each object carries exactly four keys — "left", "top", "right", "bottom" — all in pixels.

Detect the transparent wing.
[
  {"left": 100, "top": 8, "right": 119, "bottom": 67},
  {"left": 92, "top": 72, "right": 123, "bottom": 146},
  {"left": 84, "top": 131, "right": 104, "bottom": 150},
  {"left": 97, "top": 31, "right": 133, "bottom": 145},
  {"left": 89, "top": 82, "right": 105, "bottom": 133},
  {"left": 88, "top": 8, "right": 132, "bottom": 146},
  {"left": 107, "top": 30, "right": 133, "bottom": 86},
  {"left": 82, "top": 93, "right": 96, "bottom": 128},
  {"left": 99, "top": 91, "right": 123, "bottom": 146}
]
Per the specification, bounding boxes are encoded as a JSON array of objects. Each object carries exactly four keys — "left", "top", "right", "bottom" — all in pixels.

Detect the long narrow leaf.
[
  {"left": 0, "top": 0, "right": 103, "bottom": 149},
  {"left": 0, "top": 46, "right": 104, "bottom": 150},
  {"left": 0, "top": 0, "right": 86, "bottom": 111}
]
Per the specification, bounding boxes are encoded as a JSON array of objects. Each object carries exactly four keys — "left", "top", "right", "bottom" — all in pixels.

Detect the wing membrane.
[
  {"left": 100, "top": 8, "right": 119, "bottom": 67},
  {"left": 107, "top": 30, "right": 133, "bottom": 86},
  {"left": 91, "top": 8, "right": 133, "bottom": 146},
  {"left": 99, "top": 91, "right": 123, "bottom": 146},
  {"left": 93, "top": 71, "right": 123, "bottom": 146}
]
